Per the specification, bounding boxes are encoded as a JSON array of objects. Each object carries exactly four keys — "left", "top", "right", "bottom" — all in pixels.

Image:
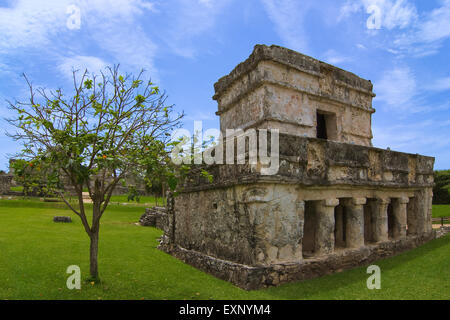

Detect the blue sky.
[{"left": 0, "top": 0, "right": 449, "bottom": 170}]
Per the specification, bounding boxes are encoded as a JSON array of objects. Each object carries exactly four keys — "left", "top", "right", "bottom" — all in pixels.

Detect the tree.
[
  {"left": 433, "top": 170, "right": 450, "bottom": 204},
  {"left": 10, "top": 158, "right": 58, "bottom": 197},
  {"left": 6, "top": 66, "right": 183, "bottom": 281}
]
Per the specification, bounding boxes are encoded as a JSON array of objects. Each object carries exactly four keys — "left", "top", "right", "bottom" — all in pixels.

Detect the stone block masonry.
[
  {"left": 140, "top": 207, "right": 167, "bottom": 230},
  {"left": 0, "top": 174, "right": 13, "bottom": 195},
  {"left": 159, "top": 45, "right": 436, "bottom": 289}
]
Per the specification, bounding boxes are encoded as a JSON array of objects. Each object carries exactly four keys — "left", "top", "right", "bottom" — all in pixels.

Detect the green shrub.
[{"left": 433, "top": 170, "right": 450, "bottom": 204}]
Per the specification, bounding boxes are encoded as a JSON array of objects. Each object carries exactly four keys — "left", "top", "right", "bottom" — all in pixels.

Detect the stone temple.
[{"left": 159, "top": 45, "right": 436, "bottom": 289}]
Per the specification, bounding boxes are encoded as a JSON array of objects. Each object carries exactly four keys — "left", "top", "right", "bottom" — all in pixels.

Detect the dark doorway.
[
  {"left": 364, "top": 202, "right": 373, "bottom": 244},
  {"left": 387, "top": 202, "right": 394, "bottom": 239},
  {"left": 334, "top": 204, "right": 346, "bottom": 248},
  {"left": 303, "top": 201, "right": 316, "bottom": 258},
  {"left": 317, "top": 112, "right": 328, "bottom": 139}
]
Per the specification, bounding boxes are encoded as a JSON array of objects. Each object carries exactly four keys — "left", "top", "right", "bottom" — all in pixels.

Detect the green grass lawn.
[
  {"left": 4, "top": 191, "right": 164, "bottom": 207},
  {"left": 432, "top": 204, "right": 450, "bottom": 218},
  {"left": 9, "top": 186, "right": 24, "bottom": 192},
  {"left": 107, "top": 194, "right": 165, "bottom": 206},
  {"left": 0, "top": 200, "right": 449, "bottom": 300},
  {"left": 0, "top": 196, "right": 162, "bottom": 209}
]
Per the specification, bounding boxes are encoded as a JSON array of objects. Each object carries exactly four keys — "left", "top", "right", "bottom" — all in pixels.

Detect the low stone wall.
[
  {"left": 140, "top": 207, "right": 167, "bottom": 230},
  {"left": 111, "top": 186, "right": 148, "bottom": 196},
  {"left": 159, "top": 231, "right": 436, "bottom": 290},
  {"left": 436, "top": 226, "right": 450, "bottom": 239}
]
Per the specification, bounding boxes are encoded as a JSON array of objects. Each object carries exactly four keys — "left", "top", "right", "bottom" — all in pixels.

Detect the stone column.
[
  {"left": 392, "top": 197, "right": 409, "bottom": 239},
  {"left": 411, "top": 189, "right": 433, "bottom": 235},
  {"left": 345, "top": 198, "right": 366, "bottom": 248},
  {"left": 406, "top": 198, "right": 417, "bottom": 235},
  {"left": 292, "top": 200, "right": 305, "bottom": 260},
  {"left": 370, "top": 198, "right": 390, "bottom": 242},
  {"left": 314, "top": 199, "right": 339, "bottom": 255},
  {"left": 246, "top": 193, "right": 306, "bottom": 265},
  {"left": 425, "top": 188, "right": 433, "bottom": 234}
]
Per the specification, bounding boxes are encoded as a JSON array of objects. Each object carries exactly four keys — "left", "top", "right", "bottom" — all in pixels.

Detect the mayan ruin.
[{"left": 160, "top": 45, "right": 436, "bottom": 290}]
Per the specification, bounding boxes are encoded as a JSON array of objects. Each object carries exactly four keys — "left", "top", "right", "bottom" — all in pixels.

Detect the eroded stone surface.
[
  {"left": 214, "top": 45, "right": 375, "bottom": 146},
  {"left": 0, "top": 174, "right": 12, "bottom": 195},
  {"left": 140, "top": 207, "right": 167, "bottom": 230}
]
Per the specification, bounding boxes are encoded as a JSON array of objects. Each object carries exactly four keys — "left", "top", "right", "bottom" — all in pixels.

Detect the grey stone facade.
[{"left": 159, "top": 45, "right": 436, "bottom": 289}]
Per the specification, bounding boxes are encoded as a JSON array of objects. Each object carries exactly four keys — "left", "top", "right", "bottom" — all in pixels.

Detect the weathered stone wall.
[
  {"left": 181, "top": 134, "right": 434, "bottom": 192},
  {"left": 0, "top": 175, "right": 13, "bottom": 195},
  {"left": 140, "top": 207, "right": 167, "bottom": 230},
  {"left": 214, "top": 45, "right": 375, "bottom": 146}
]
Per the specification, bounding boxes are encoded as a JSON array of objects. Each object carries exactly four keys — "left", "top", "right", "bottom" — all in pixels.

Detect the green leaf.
[
  {"left": 168, "top": 176, "right": 178, "bottom": 191},
  {"left": 84, "top": 79, "right": 93, "bottom": 89}
]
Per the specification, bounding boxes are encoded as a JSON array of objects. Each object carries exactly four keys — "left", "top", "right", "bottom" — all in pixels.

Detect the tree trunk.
[
  {"left": 90, "top": 186, "right": 102, "bottom": 282},
  {"left": 89, "top": 231, "right": 99, "bottom": 280}
]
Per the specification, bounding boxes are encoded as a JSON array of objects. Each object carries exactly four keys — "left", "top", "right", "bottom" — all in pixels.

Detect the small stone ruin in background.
[
  {"left": 139, "top": 207, "right": 167, "bottom": 230},
  {"left": 53, "top": 216, "right": 72, "bottom": 223}
]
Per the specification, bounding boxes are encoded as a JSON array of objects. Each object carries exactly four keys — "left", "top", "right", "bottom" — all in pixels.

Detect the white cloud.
[
  {"left": 184, "top": 111, "right": 216, "bottom": 121},
  {"left": 372, "top": 119, "right": 450, "bottom": 155},
  {"left": 322, "top": 49, "right": 350, "bottom": 65},
  {"left": 338, "top": 0, "right": 450, "bottom": 57},
  {"left": 425, "top": 77, "right": 450, "bottom": 92},
  {"left": 0, "top": 0, "right": 158, "bottom": 78},
  {"left": 392, "top": 0, "right": 450, "bottom": 57},
  {"left": 0, "top": 0, "right": 67, "bottom": 53},
  {"left": 162, "top": 0, "right": 232, "bottom": 58},
  {"left": 338, "top": 1, "right": 361, "bottom": 21},
  {"left": 57, "top": 55, "right": 108, "bottom": 80},
  {"left": 260, "top": 0, "right": 313, "bottom": 53},
  {"left": 356, "top": 43, "right": 368, "bottom": 50},
  {"left": 416, "top": 0, "right": 450, "bottom": 43},
  {"left": 375, "top": 66, "right": 416, "bottom": 110},
  {"left": 198, "top": 0, "right": 214, "bottom": 7},
  {"left": 378, "top": 0, "right": 417, "bottom": 29},
  {"left": 339, "top": 0, "right": 418, "bottom": 29},
  {"left": 337, "top": 0, "right": 450, "bottom": 58},
  {"left": 374, "top": 67, "right": 450, "bottom": 114}
]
